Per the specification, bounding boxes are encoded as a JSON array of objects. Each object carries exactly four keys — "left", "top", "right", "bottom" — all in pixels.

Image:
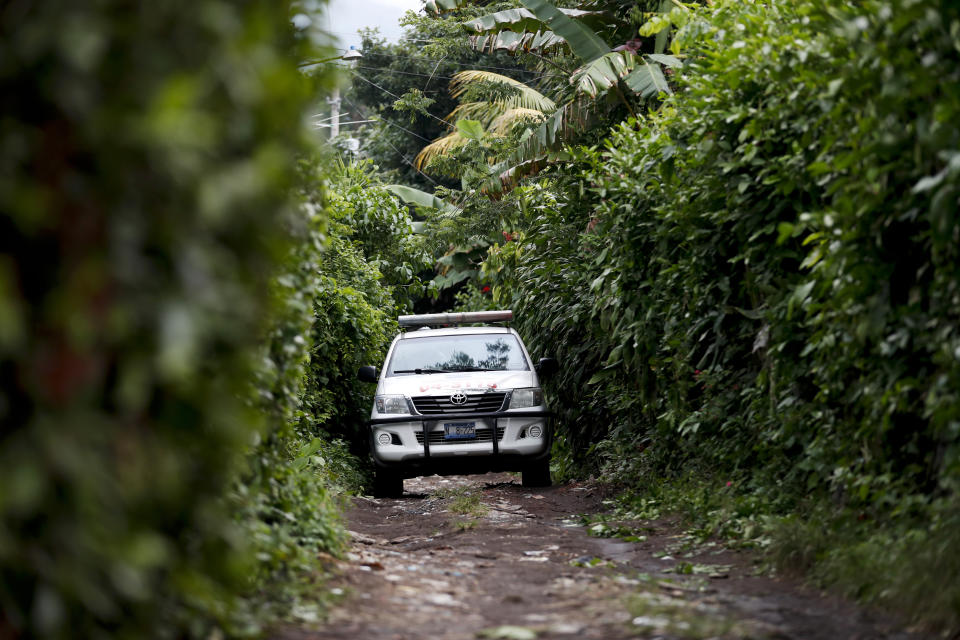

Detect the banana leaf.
[
  {"left": 519, "top": 0, "right": 609, "bottom": 63},
  {"left": 463, "top": 7, "right": 602, "bottom": 35},
  {"left": 424, "top": 0, "right": 467, "bottom": 15},
  {"left": 469, "top": 30, "right": 567, "bottom": 56},
  {"left": 571, "top": 51, "right": 636, "bottom": 98},
  {"left": 385, "top": 184, "right": 461, "bottom": 215},
  {"left": 624, "top": 58, "right": 671, "bottom": 98}
]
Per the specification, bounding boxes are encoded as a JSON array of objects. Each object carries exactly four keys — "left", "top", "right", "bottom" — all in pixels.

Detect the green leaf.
[
  {"left": 571, "top": 51, "right": 636, "bottom": 98},
  {"left": 587, "top": 367, "right": 617, "bottom": 385},
  {"left": 776, "top": 222, "right": 795, "bottom": 245},
  {"left": 456, "top": 118, "right": 486, "bottom": 140},
  {"left": 464, "top": 7, "right": 610, "bottom": 37},
  {"left": 623, "top": 58, "right": 671, "bottom": 98},
  {"left": 470, "top": 30, "right": 567, "bottom": 56},
  {"left": 424, "top": 0, "right": 467, "bottom": 15},
  {"left": 519, "top": 0, "right": 610, "bottom": 63},
  {"left": 647, "top": 53, "right": 682, "bottom": 68},
  {"left": 464, "top": 8, "right": 553, "bottom": 34},
  {"left": 384, "top": 184, "right": 461, "bottom": 215}
]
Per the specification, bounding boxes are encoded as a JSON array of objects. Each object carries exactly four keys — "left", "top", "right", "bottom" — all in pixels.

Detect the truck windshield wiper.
[
  {"left": 448, "top": 366, "right": 498, "bottom": 372},
  {"left": 393, "top": 368, "right": 454, "bottom": 374}
]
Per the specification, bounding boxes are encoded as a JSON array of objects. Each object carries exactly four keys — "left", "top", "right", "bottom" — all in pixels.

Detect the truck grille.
[
  {"left": 415, "top": 426, "right": 506, "bottom": 445},
  {"left": 411, "top": 392, "right": 507, "bottom": 415}
]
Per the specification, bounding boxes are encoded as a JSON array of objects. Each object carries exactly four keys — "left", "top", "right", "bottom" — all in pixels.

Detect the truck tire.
[
  {"left": 372, "top": 469, "right": 403, "bottom": 498},
  {"left": 521, "top": 459, "right": 552, "bottom": 487}
]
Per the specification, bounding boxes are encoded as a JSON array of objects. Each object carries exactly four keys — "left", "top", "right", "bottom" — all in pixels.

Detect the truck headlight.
[
  {"left": 375, "top": 395, "right": 408, "bottom": 414},
  {"left": 510, "top": 388, "right": 543, "bottom": 409}
]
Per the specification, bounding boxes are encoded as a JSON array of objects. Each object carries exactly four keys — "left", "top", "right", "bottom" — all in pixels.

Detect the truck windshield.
[{"left": 387, "top": 334, "right": 529, "bottom": 375}]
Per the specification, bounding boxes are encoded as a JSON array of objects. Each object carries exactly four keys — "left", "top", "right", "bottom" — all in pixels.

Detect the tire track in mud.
[{"left": 277, "top": 473, "right": 927, "bottom": 640}]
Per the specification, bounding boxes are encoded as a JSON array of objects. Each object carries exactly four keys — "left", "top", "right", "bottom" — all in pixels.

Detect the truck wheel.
[
  {"left": 521, "top": 459, "right": 552, "bottom": 488},
  {"left": 372, "top": 469, "right": 403, "bottom": 498}
]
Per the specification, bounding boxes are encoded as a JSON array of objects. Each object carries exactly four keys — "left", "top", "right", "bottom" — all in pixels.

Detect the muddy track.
[{"left": 277, "top": 473, "right": 926, "bottom": 640}]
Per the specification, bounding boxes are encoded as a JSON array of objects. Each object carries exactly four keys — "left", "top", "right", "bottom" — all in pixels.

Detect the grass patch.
[
  {"left": 453, "top": 519, "right": 479, "bottom": 531},
  {"left": 449, "top": 493, "right": 489, "bottom": 517},
  {"left": 434, "top": 485, "right": 489, "bottom": 520},
  {"left": 608, "top": 474, "right": 960, "bottom": 635},
  {"left": 767, "top": 501, "right": 960, "bottom": 632}
]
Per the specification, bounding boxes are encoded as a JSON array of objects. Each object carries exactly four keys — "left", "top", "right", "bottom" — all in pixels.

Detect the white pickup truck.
[{"left": 357, "top": 310, "right": 557, "bottom": 498}]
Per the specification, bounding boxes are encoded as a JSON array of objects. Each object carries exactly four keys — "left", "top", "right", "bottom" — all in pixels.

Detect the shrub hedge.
[
  {"left": 507, "top": 0, "right": 960, "bottom": 628},
  {"left": 0, "top": 1, "right": 381, "bottom": 637}
]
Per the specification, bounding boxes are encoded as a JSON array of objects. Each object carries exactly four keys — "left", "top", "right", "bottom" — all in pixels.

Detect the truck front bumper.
[{"left": 367, "top": 409, "right": 553, "bottom": 474}]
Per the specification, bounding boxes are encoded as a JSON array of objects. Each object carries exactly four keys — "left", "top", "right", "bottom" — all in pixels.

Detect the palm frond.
[
  {"left": 480, "top": 97, "right": 596, "bottom": 194},
  {"left": 413, "top": 133, "right": 469, "bottom": 172},
  {"left": 489, "top": 108, "right": 548, "bottom": 135},
  {"left": 449, "top": 71, "right": 556, "bottom": 113},
  {"left": 447, "top": 102, "right": 501, "bottom": 127}
]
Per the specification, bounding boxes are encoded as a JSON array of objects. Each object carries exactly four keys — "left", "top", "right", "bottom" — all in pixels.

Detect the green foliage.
[
  {"left": 345, "top": 21, "right": 533, "bottom": 190},
  {"left": 328, "top": 161, "right": 434, "bottom": 310},
  {"left": 385, "top": 184, "right": 462, "bottom": 216},
  {"left": 238, "top": 182, "right": 370, "bottom": 629},
  {"left": 291, "top": 160, "right": 433, "bottom": 468},
  {"left": 469, "top": 0, "right": 960, "bottom": 629},
  {"left": 0, "top": 0, "right": 333, "bottom": 637},
  {"left": 392, "top": 89, "right": 437, "bottom": 123},
  {"left": 302, "top": 226, "right": 398, "bottom": 449}
]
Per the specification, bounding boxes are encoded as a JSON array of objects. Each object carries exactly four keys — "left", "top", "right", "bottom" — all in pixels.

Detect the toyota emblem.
[{"left": 450, "top": 392, "right": 468, "bottom": 405}]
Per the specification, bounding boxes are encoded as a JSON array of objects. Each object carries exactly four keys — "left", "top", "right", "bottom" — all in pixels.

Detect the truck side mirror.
[
  {"left": 357, "top": 365, "right": 378, "bottom": 383},
  {"left": 536, "top": 357, "right": 558, "bottom": 378}
]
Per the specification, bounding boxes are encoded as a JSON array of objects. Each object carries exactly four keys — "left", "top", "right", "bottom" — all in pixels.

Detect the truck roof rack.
[{"left": 397, "top": 310, "right": 513, "bottom": 328}]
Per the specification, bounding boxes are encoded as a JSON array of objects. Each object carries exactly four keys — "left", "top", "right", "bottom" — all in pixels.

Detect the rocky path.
[{"left": 279, "top": 473, "right": 925, "bottom": 640}]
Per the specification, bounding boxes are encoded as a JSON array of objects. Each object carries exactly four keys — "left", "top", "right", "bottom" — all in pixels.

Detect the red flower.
[{"left": 481, "top": 286, "right": 491, "bottom": 293}]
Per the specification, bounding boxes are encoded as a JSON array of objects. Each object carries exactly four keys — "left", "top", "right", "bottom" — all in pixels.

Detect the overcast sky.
[{"left": 323, "top": 0, "right": 425, "bottom": 50}]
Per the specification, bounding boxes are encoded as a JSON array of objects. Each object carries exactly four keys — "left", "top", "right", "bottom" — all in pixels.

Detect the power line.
[
  {"left": 355, "top": 65, "right": 457, "bottom": 82},
  {"left": 339, "top": 94, "right": 441, "bottom": 186},
  {"left": 359, "top": 51, "right": 560, "bottom": 78},
  {"left": 378, "top": 115, "right": 438, "bottom": 142},
  {"left": 376, "top": 132, "right": 441, "bottom": 186},
  {"left": 341, "top": 94, "right": 438, "bottom": 143},
  {"left": 349, "top": 70, "right": 452, "bottom": 127}
]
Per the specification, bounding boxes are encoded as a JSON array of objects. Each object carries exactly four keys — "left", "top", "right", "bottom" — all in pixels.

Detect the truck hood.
[{"left": 378, "top": 370, "right": 538, "bottom": 397}]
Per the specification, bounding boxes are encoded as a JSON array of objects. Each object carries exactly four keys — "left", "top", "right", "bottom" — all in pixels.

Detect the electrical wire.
[
  {"left": 379, "top": 115, "right": 439, "bottom": 142},
  {"left": 355, "top": 65, "right": 457, "bottom": 82},
  {"left": 342, "top": 95, "right": 441, "bottom": 143},
  {"left": 349, "top": 70, "right": 452, "bottom": 127},
  {"left": 378, "top": 135, "right": 441, "bottom": 186},
  {"left": 357, "top": 51, "right": 560, "bottom": 78},
  {"left": 339, "top": 95, "right": 442, "bottom": 186}
]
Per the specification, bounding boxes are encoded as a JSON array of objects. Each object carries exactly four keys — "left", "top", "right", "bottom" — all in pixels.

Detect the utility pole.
[
  {"left": 329, "top": 46, "right": 361, "bottom": 141},
  {"left": 329, "top": 87, "right": 341, "bottom": 139}
]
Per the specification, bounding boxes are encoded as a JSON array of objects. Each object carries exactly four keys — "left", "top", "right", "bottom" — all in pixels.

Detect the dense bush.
[
  {"left": 501, "top": 0, "right": 960, "bottom": 628},
  {"left": 0, "top": 1, "right": 355, "bottom": 637},
  {"left": 217, "top": 160, "right": 426, "bottom": 629}
]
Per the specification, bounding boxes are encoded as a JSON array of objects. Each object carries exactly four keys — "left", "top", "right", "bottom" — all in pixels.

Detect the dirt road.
[{"left": 280, "top": 473, "right": 923, "bottom": 640}]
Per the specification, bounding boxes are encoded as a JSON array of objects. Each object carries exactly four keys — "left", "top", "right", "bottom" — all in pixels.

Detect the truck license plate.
[{"left": 444, "top": 422, "right": 476, "bottom": 439}]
